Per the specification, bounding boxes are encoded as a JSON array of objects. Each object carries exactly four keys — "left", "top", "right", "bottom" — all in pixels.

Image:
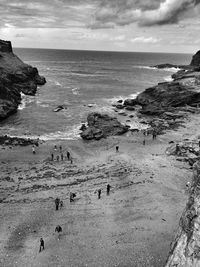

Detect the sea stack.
[{"left": 0, "top": 39, "right": 46, "bottom": 120}]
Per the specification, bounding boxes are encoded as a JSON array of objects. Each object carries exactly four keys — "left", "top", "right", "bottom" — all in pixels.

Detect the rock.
[
  {"left": 125, "top": 106, "right": 135, "bottom": 111},
  {"left": 79, "top": 123, "right": 87, "bottom": 131},
  {"left": 117, "top": 100, "right": 123, "bottom": 103},
  {"left": 80, "top": 112, "right": 129, "bottom": 140},
  {"left": 153, "top": 63, "right": 180, "bottom": 69},
  {"left": 190, "top": 50, "right": 200, "bottom": 66},
  {"left": 0, "top": 39, "right": 46, "bottom": 120},
  {"left": 115, "top": 104, "right": 124, "bottom": 109},
  {"left": 136, "top": 82, "right": 200, "bottom": 115},
  {"left": 0, "top": 135, "right": 39, "bottom": 146},
  {"left": 118, "top": 111, "right": 127, "bottom": 116},
  {"left": 124, "top": 98, "right": 138, "bottom": 106},
  {"left": 53, "top": 104, "right": 67, "bottom": 112}
]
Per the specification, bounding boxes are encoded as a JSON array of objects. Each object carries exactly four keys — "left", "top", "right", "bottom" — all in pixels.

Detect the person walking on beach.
[
  {"left": 54, "top": 145, "right": 57, "bottom": 151},
  {"left": 32, "top": 145, "right": 36, "bottom": 154},
  {"left": 51, "top": 153, "right": 54, "bottom": 161},
  {"left": 98, "top": 189, "right": 101, "bottom": 199},
  {"left": 55, "top": 197, "right": 60, "bottom": 210},
  {"left": 39, "top": 238, "right": 44, "bottom": 252},
  {"left": 61, "top": 153, "right": 64, "bottom": 161},
  {"left": 143, "top": 139, "right": 146, "bottom": 146},
  {"left": 116, "top": 146, "right": 119, "bottom": 153},
  {"left": 55, "top": 225, "right": 62, "bottom": 233},
  {"left": 59, "top": 145, "right": 62, "bottom": 152},
  {"left": 67, "top": 151, "right": 70, "bottom": 160},
  {"left": 60, "top": 200, "right": 63, "bottom": 208},
  {"left": 106, "top": 184, "right": 111, "bottom": 195}
]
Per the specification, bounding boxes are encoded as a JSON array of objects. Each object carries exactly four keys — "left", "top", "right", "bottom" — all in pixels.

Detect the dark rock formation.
[
  {"left": 165, "top": 159, "right": 200, "bottom": 266},
  {"left": 0, "top": 135, "right": 39, "bottom": 146},
  {"left": 129, "top": 82, "right": 200, "bottom": 115},
  {"left": 190, "top": 50, "right": 200, "bottom": 67},
  {"left": 80, "top": 112, "right": 129, "bottom": 140},
  {"left": 0, "top": 39, "right": 46, "bottom": 120}
]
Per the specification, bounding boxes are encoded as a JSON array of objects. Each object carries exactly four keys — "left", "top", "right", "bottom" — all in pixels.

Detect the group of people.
[
  {"left": 39, "top": 183, "right": 112, "bottom": 252},
  {"left": 50, "top": 145, "right": 73, "bottom": 163},
  {"left": 98, "top": 184, "right": 111, "bottom": 199}
]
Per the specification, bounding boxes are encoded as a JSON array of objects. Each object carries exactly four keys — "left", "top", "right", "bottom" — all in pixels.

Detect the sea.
[{"left": 0, "top": 49, "right": 192, "bottom": 140}]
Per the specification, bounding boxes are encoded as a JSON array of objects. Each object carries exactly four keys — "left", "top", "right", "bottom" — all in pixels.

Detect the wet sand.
[{"left": 1, "top": 114, "right": 198, "bottom": 267}]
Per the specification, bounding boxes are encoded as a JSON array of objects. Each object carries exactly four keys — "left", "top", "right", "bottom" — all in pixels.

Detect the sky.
[{"left": 0, "top": 0, "right": 200, "bottom": 53}]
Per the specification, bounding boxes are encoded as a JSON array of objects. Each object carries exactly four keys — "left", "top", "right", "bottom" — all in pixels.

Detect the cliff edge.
[{"left": 0, "top": 39, "right": 46, "bottom": 120}]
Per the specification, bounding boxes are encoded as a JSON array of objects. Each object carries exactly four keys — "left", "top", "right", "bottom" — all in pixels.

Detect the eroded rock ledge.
[
  {"left": 165, "top": 161, "right": 200, "bottom": 267},
  {"left": 0, "top": 39, "right": 46, "bottom": 120}
]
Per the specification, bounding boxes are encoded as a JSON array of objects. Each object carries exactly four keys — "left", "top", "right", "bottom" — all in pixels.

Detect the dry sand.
[{"left": 1, "top": 114, "right": 199, "bottom": 267}]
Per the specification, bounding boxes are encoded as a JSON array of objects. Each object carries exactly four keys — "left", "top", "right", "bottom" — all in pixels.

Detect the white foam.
[
  {"left": 106, "top": 92, "right": 140, "bottom": 104},
  {"left": 135, "top": 65, "right": 181, "bottom": 73},
  {"left": 55, "top": 81, "right": 62, "bottom": 86},
  {"left": 18, "top": 93, "right": 35, "bottom": 110},
  {"left": 164, "top": 75, "right": 173, "bottom": 82},
  {"left": 72, "top": 87, "right": 80, "bottom": 95}
]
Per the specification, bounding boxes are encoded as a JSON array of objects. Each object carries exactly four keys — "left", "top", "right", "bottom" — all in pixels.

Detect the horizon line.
[{"left": 13, "top": 46, "right": 192, "bottom": 55}]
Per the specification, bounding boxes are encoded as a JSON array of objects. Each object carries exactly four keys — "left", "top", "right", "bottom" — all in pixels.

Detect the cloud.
[
  {"left": 91, "top": 0, "right": 200, "bottom": 28},
  {"left": 130, "top": 36, "right": 161, "bottom": 43}
]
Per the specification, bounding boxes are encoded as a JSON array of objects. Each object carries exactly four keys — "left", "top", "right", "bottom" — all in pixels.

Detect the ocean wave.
[
  {"left": 134, "top": 65, "right": 181, "bottom": 72},
  {"left": 164, "top": 75, "right": 173, "bottom": 82},
  {"left": 72, "top": 87, "right": 80, "bottom": 95},
  {"left": 18, "top": 93, "right": 35, "bottom": 110},
  {"left": 55, "top": 81, "right": 62, "bottom": 86},
  {"left": 106, "top": 92, "right": 140, "bottom": 104},
  {"left": 9, "top": 125, "right": 81, "bottom": 141}
]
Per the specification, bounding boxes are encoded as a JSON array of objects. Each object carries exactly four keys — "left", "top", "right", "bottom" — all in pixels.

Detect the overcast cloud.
[{"left": 0, "top": 0, "right": 200, "bottom": 52}]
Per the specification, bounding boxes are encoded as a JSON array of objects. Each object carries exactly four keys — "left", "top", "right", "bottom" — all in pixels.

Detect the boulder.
[
  {"left": 80, "top": 112, "right": 129, "bottom": 140},
  {"left": 124, "top": 98, "right": 138, "bottom": 106}
]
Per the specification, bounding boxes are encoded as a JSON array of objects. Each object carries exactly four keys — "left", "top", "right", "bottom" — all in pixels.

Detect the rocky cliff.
[
  {"left": 165, "top": 160, "right": 200, "bottom": 267},
  {"left": 0, "top": 39, "right": 46, "bottom": 120}
]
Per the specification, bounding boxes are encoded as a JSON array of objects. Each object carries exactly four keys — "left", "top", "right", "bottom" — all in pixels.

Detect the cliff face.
[
  {"left": 190, "top": 50, "right": 200, "bottom": 67},
  {"left": 165, "top": 161, "right": 200, "bottom": 267},
  {"left": 0, "top": 39, "right": 46, "bottom": 120}
]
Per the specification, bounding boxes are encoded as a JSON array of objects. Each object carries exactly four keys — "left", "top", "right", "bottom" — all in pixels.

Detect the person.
[
  {"left": 59, "top": 145, "right": 62, "bottom": 152},
  {"left": 61, "top": 153, "right": 64, "bottom": 161},
  {"left": 51, "top": 153, "right": 54, "bottom": 161},
  {"left": 98, "top": 189, "right": 101, "bottom": 199},
  {"left": 39, "top": 238, "right": 44, "bottom": 252},
  {"left": 175, "top": 144, "right": 180, "bottom": 155},
  {"left": 55, "top": 225, "right": 62, "bottom": 233},
  {"left": 54, "top": 145, "right": 57, "bottom": 151},
  {"left": 32, "top": 145, "right": 36, "bottom": 154},
  {"left": 143, "top": 139, "right": 146, "bottom": 146},
  {"left": 70, "top": 192, "right": 76, "bottom": 202},
  {"left": 116, "top": 146, "right": 119, "bottom": 153},
  {"left": 55, "top": 197, "right": 60, "bottom": 210},
  {"left": 60, "top": 200, "right": 63, "bottom": 208},
  {"left": 106, "top": 184, "right": 111, "bottom": 195},
  {"left": 56, "top": 155, "right": 59, "bottom": 161},
  {"left": 67, "top": 151, "right": 70, "bottom": 160}
]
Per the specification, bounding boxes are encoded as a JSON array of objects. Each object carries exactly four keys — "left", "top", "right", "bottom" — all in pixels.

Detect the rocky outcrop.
[
  {"left": 134, "top": 82, "right": 200, "bottom": 115},
  {"left": 0, "top": 39, "right": 46, "bottom": 120},
  {"left": 165, "top": 160, "right": 200, "bottom": 266},
  {"left": 80, "top": 112, "right": 129, "bottom": 140},
  {"left": 0, "top": 135, "right": 39, "bottom": 146},
  {"left": 190, "top": 50, "right": 200, "bottom": 67}
]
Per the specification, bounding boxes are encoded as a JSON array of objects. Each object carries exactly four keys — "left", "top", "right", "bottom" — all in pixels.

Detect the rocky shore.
[{"left": 0, "top": 39, "right": 46, "bottom": 120}]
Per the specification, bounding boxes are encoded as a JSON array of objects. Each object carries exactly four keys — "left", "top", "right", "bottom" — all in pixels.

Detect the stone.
[{"left": 80, "top": 112, "right": 129, "bottom": 140}]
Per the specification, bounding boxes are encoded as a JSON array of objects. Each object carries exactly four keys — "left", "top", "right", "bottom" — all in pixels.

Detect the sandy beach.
[{"left": 1, "top": 112, "right": 199, "bottom": 267}]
